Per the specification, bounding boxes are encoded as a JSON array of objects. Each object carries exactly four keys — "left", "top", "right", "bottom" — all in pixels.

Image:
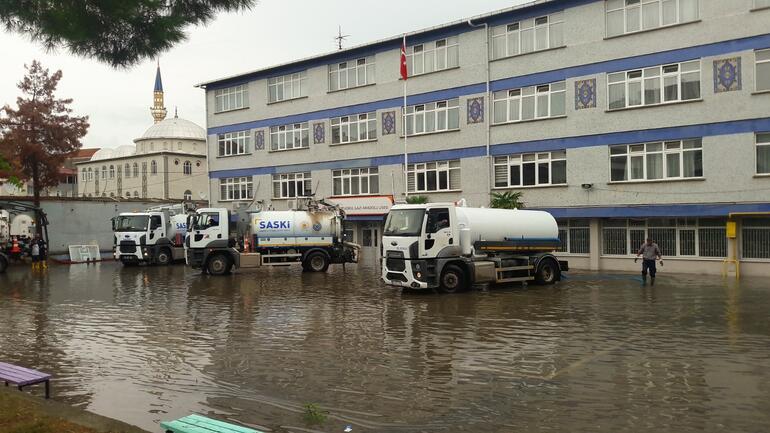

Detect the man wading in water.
[{"left": 635, "top": 238, "right": 662, "bottom": 285}]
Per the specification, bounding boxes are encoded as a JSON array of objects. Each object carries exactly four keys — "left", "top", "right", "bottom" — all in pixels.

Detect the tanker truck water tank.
[
  {"left": 454, "top": 207, "right": 558, "bottom": 245},
  {"left": 252, "top": 211, "right": 339, "bottom": 240}
]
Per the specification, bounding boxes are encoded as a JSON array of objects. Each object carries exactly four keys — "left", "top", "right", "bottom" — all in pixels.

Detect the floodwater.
[{"left": 1, "top": 255, "right": 769, "bottom": 433}]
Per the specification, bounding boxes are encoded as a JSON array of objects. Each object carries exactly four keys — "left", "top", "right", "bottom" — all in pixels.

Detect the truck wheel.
[
  {"left": 0, "top": 256, "right": 7, "bottom": 273},
  {"left": 535, "top": 258, "right": 559, "bottom": 285},
  {"left": 207, "top": 254, "right": 232, "bottom": 276},
  {"left": 305, "top": 252, "right": 330, "bottom": 272},
  {"left": 156, "top": 248, "right": 172, "bottom": 266},
  {"left": 439, "top": 265, "right": 467, "bottom": 294}
]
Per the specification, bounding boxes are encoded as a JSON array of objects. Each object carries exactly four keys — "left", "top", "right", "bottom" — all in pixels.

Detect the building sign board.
[{"left": 328, "top": 195, "right": 394, "bottom": 216}]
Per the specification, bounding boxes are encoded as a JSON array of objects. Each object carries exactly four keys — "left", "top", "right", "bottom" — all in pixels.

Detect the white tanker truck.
[
  {"left": 381, "top": 202, "right": 568, "bottom": 293},
  {"left": 112, "top": 204, "right": 192, "bottom": 265},
  {"left": 186, "top": 201, "right": 359, "bottom": 275}
]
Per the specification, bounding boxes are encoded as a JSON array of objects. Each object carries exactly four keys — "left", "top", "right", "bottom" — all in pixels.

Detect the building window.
[
  {"left": 219, "top": 176, "right": 253, "bottom": 201},
  {"left": 602, "top": 218, "right": 726, "bottom": 257},
  {"left": 331, "top": 113, "right": 377, "bottom": 144},
  {"left": 217, "top": 131, "right": 250, "bottom": 156},
  {"left": 756, "top": 0, "right": 770, "bottom": 9},
  {"left": 150, "top": 160, "right": 157, "bottom": 175},
  {"left": 214, "top": 84, "right": 248, "bottom": 112},
  {"left": 109, "top": 165, "right": 115, "bottom": 179},
  {"left": 491, "top": 12, "right": 564, "bottom": 59},
  {"left": 87, "top": 168, "right": 93, "bottom": 181},
  {"left": 757, "top": 133, "right": 770, "bottom": 174},
  {"left": 610, "top": 139, "right": 702, "bottom": 182},
  {"left": 329, "top": 56, "right": 375, "bottom": 91},
  {"left": 757, "top": 49, "right": 770, "bottom": 92},
  {"left": 270, "top": 123, "right": 309, "bottom": 151},
  {"left": 493, "top": 82, "right": 566, "bottom": 124},
  {"left": 494, "top": 150, "right": 567, "bottom": 188},
  {"left": 606, "top": 0, "right": 699, "bottom": 38},
  {"left": 134, "top": 191, "right": 139, "bottom": 198},
  {"left": 742, "top": 218, "right": 770, "bottom": 259},
  {"left": 183, "top": 161, "right": 192, "bottom": 175},
  {"left": 268, "top": 71, "right": 308, "bottom": 103},
  {"left": 405, "top": 99, "right": 460, "bottom": 136},
  {"left": 406, "top": 160, "right": 461, "bottom": 193},
  {"left": 132, "top": 163, "right": 139, "bottom": 178},
  {"left": 557, "top": 219, "right": 591, "bottom": 254},
  {"left": 406, "top": 36, "right": 459, "bottom": 75},
  {"left": 608, "top": 60, "right": 700, "bottom": 110},
  {"left": 101, "top": 166, "right": 107, "bottom": 179},
  {"left": 332, "top": 168, "right": 379, "bottom": 196},
  {"left": 183, "top": 190, "right": 192, "bottom": 201},
  {"left": 273, "top": 172, "right": 311, "bottom": 198}
]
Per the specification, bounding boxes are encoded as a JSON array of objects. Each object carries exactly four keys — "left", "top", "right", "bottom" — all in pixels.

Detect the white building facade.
[{"left": 199, "top": 0, "right": 770, "bottom": 276}]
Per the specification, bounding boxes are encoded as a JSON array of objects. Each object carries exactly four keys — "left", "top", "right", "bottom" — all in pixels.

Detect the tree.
[
  {"left": 406, "top": 195, "right": 428, "bottom": 204},
  {"left": 0, "top": 60, "right": 89, "bottom": 233},
  {"left": 490, "top": 191, "right": 524, "bottom": 209},
  {"left": 1, "top": 1, "right": 255, "bottom": 67}
]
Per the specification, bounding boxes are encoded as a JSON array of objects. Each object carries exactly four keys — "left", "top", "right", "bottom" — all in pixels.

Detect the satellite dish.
[{"left": 198, "top": 192, "right": 207, "bottom": 199}]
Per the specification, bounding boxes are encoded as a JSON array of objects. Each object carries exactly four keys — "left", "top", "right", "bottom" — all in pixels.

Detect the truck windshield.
[
  {"left": 192, "top": 212, "right": 220, "bottom": 230},
  {"left": 114, "top": 215, "right": 149, "bottom": 232},
  {"left": 384, "top": 209, "right": 425, "bottom": 237}
]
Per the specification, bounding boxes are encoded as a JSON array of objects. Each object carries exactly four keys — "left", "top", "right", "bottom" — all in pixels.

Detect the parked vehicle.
[
  {"left": 186, "top": 201, "right": 360, "bottom": 275},
  {"left": 111, "top": 204, "right": 192, "bottom": 265},
  {"left": 381, "top": 202, "right": 568, "bottom": 293}
]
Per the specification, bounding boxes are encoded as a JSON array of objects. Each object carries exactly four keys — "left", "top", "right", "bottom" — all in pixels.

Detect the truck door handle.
[
  {"left": 449, "top": 238, "right": 453, "bottom": 245},
  {"left": 217, "top": 234, "right": 222, "bottom": 239}
]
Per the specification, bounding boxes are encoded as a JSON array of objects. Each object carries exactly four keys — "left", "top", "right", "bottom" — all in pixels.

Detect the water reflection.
[{"left": 0, "top": 259, "right": 769, "bottom": 432}]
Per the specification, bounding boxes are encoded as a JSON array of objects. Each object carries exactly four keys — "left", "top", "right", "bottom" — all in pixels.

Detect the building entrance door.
[{"left": 362, "top": 228, "right": 379, "bottom": 247}]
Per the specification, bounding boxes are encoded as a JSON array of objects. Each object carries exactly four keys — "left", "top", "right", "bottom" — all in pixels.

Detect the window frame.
[
  {"left": 272, "top": 172, "right": 312, "bottom": 199},
  {"left": 609, "top": 139, "right": 703, "bottom": 182},
  {"left": 329, "top": 56, "right": 375, "bottom": 92},
  {"left": 607, "top": 60, "right": 701, "bottom": 110},
  {"left": 605, "top": 0, "right": 700, "bottom": 38},
  {"left": 491, "top": 12, "right": 564, "bottom": 60},
  {"left": 756, "top": 48, "right": 770, "bottom": 92},
  {"left": 331, "top": 112, "right": 378, "bottom": 144},
  {"left": 332, "top": 167, "right": 380, "bottom": 196},
  {"left": 183, "top": 161, "right": 192, "bottom": 176},
  {"left": 601, "top": 218, "right": 726, "bottom": 257},
  {"left": 217, "top": 131, "right": 251, "bottom": 157},
  {"left": 267, "top": 71, "right": 308, "bottom": 103},
  {"left": 556, "top": 219, "right": 591, "bottom": 255},
  {"left": 404, "top": 99, "right": 460, "bottom": 136},
  {"left": 219, "top": 176, "right": 254, "bottom": 201},
  {"left": 269, "top": 123, "right": 310, "bottom": 152},
  {"left": 494, "top": 150, "right": 568, "bottom": 188},
  {"left": 406, "top": 160, "right": 461, "bottom": 193},
  {"left": 150, "top": 160, "right": 158, "bottom": 176},
  {"left": 757, "top": 133, "right": 770, "bottom": 175},
  {"left": 214, "top": 84, "right": 249, "bottom": 113},
  {"left": 406, "top": 36, "right": 460, "bottom": 76},
  {"left": 493, "top": 81, "right": 567, "bottom": 124}
]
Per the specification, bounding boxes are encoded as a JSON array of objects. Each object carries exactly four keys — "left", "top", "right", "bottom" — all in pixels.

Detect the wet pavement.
[{"left": 1, "top": 255, "right": 769, "bottom": 433}]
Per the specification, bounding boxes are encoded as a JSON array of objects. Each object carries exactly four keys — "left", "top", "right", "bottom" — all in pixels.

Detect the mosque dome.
[
  {"left": 112, "top": 145, "right": 137, "bottom": 158},
  {"left": 135, "top": 117, "right": 206, "bottom": 142},
  {"left": 89, "top": 148, "right": 115, "bottom": 161}
]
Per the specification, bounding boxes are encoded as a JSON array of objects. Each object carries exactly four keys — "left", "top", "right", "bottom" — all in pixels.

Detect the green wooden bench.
[{"left": 161, "top": 414, "right": 263, "bottom": 433}]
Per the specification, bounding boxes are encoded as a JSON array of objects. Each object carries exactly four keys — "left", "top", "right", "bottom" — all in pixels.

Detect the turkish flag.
[{"left": 400, "top": 36, "right": 408, "bottom": 81}]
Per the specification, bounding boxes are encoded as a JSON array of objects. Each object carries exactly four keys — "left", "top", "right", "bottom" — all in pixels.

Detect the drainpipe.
[
  {"left": 467, "top": 18, "right": 492, "bottom": 203},
  {"left": 202, "top": 87, "right": 212, "bottom": 207}
]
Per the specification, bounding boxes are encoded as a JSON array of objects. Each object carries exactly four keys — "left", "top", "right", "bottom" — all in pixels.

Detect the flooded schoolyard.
[{"left": 1, "top": 255, "right": 769, "bottom": 433}]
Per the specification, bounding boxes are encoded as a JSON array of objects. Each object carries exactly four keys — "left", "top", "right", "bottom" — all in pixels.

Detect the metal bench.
[
  {"left": 0, "top": 361, "right": 52, "bottom": 399},
  {"left": 161, "top": 414, "right": 263, "bottom": 433}
]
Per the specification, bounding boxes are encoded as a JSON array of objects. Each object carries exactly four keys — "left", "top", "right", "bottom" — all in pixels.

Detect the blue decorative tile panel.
[
  {"left": 382, "top": 111, "right": 396, "bottom": 135},
  {"left": 574, "top": 79, "right": 596, "bottom": 110},
  {"left": 313, "top": 122, "right": 325, "bottom": 144},
  {"left": 467, "top": 97, "right": 484, "bottom": 124},
  {"left": 254, "top": 130, "right": 265, "bottom": 150},
  {"left": 713, "top": 57, "right": 741, "bottom": 93}
]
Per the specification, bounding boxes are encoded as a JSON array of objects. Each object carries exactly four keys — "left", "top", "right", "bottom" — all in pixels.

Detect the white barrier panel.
[{"left": 68, "top": 245, "right": 100, "bottom": 263}]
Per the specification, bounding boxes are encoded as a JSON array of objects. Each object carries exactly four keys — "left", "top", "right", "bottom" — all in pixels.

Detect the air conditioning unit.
[{"left": 286, "top": 200, "right": 296, "bottom": 210}]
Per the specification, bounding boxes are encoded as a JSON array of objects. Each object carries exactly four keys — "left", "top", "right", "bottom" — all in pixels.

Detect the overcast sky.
[{"left": 0, "top": 0, "right": 526, "bottom": 150}]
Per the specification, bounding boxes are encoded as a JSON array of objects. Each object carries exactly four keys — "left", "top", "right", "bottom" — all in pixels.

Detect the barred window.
[
  {"left": 407, "top": 160, "right": 461, "bottom": 193},
  {"left": 557, "top": 219, "right": 590, "bottom": 254},
  {"left": 331, "top": 113, "right": 377, "bottom": 144},
  {"left": 270, "top": 123, "right": 309, "bottom": 151},
  {"left": 218, "top": 131, "right": 250, "bottom": 156},
  {"left": 273, "top": 172, "right": 311, "bottom": 198},
  {"left": 601, "top": 218, "right": 726, "bottom": 257},
  {"left": 405, "top": 99, "right": 460, "bottom": 136},
  {"left": 219, "top": 176, "right": 253, "bottom": 201},
  {"left": 493, "top": 82, "right": 566, "bottom": 124},
  {"left": 608, "top": 60, "right": 700, "bottom": 110},
  {"left": 606, "top": 0, "right": 699, "bottom": 38},
  {"left": 494, "top": 150, "right": 567, "bottom": 188},
  {"left": 329, "top": 56, "right": 375, "bottom": 91},
  {"left": 214, "top": 84, "right": 248, "bottom": 112},
  {"left": 407, "top": 36, "right": 459, "bottom": 75},
  {"left": 332, "top": 168, "right": 379, "bottom": 196},
  {"left": 491, "top": 12, "right": 564, "bottom": 59},
  {"left": 742, "top": 218, "right": 770, "bottom": 259},
  {"left": 610, "top": 139, "right": 702, "bottom": 182},
  {"left": 268, "top": 71, "right": 307, "bottom": 103}
]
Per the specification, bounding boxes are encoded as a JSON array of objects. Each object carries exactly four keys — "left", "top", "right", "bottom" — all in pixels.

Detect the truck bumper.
[{"left": 381, "top": 257, "right": 430, "bottom": 289}]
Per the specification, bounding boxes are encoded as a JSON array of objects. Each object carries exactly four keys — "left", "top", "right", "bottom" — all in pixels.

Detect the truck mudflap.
[{"left": 559, "top": 260, "right": 569, "bottom": 272}]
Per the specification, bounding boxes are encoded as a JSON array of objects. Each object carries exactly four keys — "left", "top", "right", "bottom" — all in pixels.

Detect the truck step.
[
  {"left": 496, "top": 265, "right": 534, "bottom": 272},
  {"left": 496, "top": 276, "right": 535, "bottom": 283}
]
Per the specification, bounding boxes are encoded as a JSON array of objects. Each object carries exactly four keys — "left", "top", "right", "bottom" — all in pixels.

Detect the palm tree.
[{"left": 490, "top": 191, "right": 524, "bottom": 209}]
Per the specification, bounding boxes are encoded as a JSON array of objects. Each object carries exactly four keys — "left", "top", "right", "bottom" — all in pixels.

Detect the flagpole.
[{"left": 402, "top": 34, "right": 409, "bottom": 199}]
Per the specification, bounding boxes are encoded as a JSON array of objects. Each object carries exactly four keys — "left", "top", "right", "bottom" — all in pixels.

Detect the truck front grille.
[
  {"left": 386, "top": 251, "right": 406, "bottom": 271},
  {"left": 386, "top": 272, "right": 408, "bottom": 282},
  {"left": 119, "top": 241, "right": 137, "bottom": 253}
]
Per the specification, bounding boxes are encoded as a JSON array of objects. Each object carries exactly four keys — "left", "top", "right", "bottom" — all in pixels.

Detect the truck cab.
[
  {"left": 112, "top": 210, "right": 187, "bottom": 265},
  {"left": 185, "top": 208, "right": 239, "bottom": 274}
]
